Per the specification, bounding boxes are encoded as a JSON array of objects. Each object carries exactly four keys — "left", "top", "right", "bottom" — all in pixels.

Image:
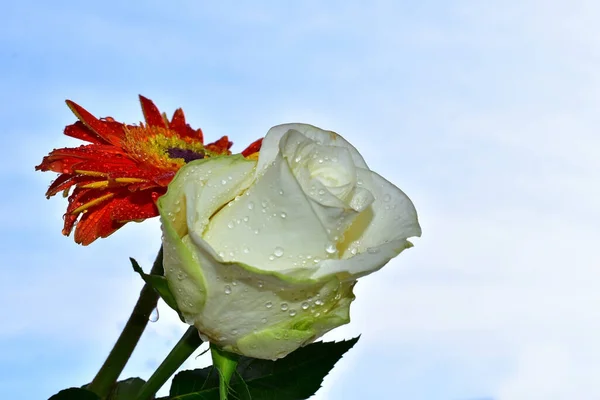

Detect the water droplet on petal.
[
  {"left": 265, "top": 301, "right": 273, "bottom": 309},
  {"left": 243, "top": 246, "right": 250, "bottom": 254},
  {"left": 248, "top": 202, "right": 255, "bottom": 210},
  {"left": 224, "top": 285, "right": 232, "bottom": 294},
  {"left": 243, "top": 216, "right": 249, "bottom": 222},
  {"left": 269, "top": 254, "right": 275, "bottom": 261},
  {"left": 279, "top": 189, "right": 284, "bottom": 195},
  {"left": 261, "top": 317, "right": 267, "bottom": 323},
  {"left": 315, "top": 299, "right": 324, "bottom": 306},
  {"left": 301, "top": 302, "right": 310, "bottom": 310},
  {"left": 221, "top": 179, "right": 227, "bottom": 185},
  {"left": 280, "top": 212, "right": 287, "bottom": 219},
  {"left": 289, "top": 309, "right": 297, "bottom": 317},
  {"left": 227, "top": 221, "right": 235, "bottom": 229},
  {"left": 280, "top": 303, "right": 289, "bottom": 311},
  {"left": 274, "top": 247, "right": 284, "bottom": 257},
  {"left": 325, "top": 243, "right": 336, "bottom": 254}
]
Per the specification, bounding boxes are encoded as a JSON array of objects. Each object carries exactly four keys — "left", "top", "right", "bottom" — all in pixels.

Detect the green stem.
[
  {"left": 87, "top": 247, "right": 164, "bottom": 399},
  {"left": 135, "top": 326, "right": 203, "bottom": 400},
  {"left": 210, "top": 344, "right": 240, "bottom": 400}
]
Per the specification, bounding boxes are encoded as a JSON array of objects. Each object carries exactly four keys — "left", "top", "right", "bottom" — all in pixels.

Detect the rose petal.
[{"left": 256, "top": 123, "right": 368, "bottom": 177}]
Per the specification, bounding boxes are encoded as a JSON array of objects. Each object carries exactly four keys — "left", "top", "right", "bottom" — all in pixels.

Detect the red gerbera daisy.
[{"left": 36, "top": 95, "right": 263, "bottom": 245}]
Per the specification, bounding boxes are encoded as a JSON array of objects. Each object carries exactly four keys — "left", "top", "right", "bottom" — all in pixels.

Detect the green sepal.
[
  {"left": 130, "top": 257, "right": 184, "bottom": 322},
  {"left": 210, "top": 344, "right": 240, "bottom": 400}
]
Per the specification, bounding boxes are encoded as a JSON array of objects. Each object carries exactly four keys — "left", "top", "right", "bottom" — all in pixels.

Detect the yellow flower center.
[{"left": 122, "top": 125, "right": 211, "bottom": 170}]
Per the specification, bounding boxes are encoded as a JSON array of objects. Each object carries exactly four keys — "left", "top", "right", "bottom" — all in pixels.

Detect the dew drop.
[
  {"left": 279, "top": 189, "right": 284, "bottom": 195},
  {"left": 274, "top": 247, "right": 284, "bottom": 257},
  {"left": 218, "top": 251, "right": 225, "bottom": 258},
  {"left": 280, "top": 212, "right": 287, "bottom": 219},
  {"left": 221, "top": 179, "right": 227, "bottom": 185},
  {"left": 243, "top": 246, "right": 250, "bottom": 254},
  {"left": 224, "top": 285, "right": 232, "bottom": 295},
  {"left": 325, "top": 243, "right": 336, "bottom": 254},
  {"left": 280, "top": 303, "right": 289, "bottom": 311},
  {"left": 261, "top": 200, "right": 268, "bottom": 208},
  {"left": 289, "top": 309, "right": 297, "bottom": 317},
  {"left": 269, "top": 254, "right": 275, "bottom": 261},
  {"left": 265, "top": 301, "right": 273, "bottom": 309},
  {"left": 261, "top": 317, "right": 267, "bottom": 323},
  {"left": 243, "top": 216, "right": 249, "bottom": 222},
  {"left": 315, "top": 299, "right": 324, "bottom": 306},
  {"left": 227, "top": 221, "right": 235, "bottom": 229},
  {"left": 301, "top": 302, "right": 310, "bottom": 310},
  {"left": 149, "top": 307, "right": 159, "bottom": 322},
  {"left": 258, "top": 280, "right": 264, "bottom": 288},
  {"left": 318, "top": 189, "right": 325, "bottom": 195},
  {"left": 248, "top": 202, "right": 255, "bottom": 210}
]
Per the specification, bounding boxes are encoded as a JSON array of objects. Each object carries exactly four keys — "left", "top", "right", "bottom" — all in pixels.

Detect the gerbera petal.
[
  {"left": 206, "top": 136, "right": 233, "bottom": 154},
  {"left": 74, "top": 199, "right": 123, "bottom": 245},
  {"left": 64, "top": 121, "right": 109, "bottom": 145},
  {"left": 139, "top": 95, "right": 168, "bottom": 128},
  {"left": 241, "top": 138, "right": 263, "bottom": 157},
  {"left": 66, "top": 100, "right": 124, "bottom": 146}
]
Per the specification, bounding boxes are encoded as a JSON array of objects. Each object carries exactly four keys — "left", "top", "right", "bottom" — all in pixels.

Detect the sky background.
[{"left": 2, "top": 1, "right": 599, "bottom": 399}]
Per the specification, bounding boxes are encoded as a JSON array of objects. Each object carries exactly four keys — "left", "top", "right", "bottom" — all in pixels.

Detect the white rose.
[{"left": 159, "top": 123, "right": 421, "bottom": 360}]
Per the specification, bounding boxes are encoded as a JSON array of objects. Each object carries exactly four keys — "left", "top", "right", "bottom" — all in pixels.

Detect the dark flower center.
[{"left": 167, "top": 147, "right": 205, "bottom": 163}]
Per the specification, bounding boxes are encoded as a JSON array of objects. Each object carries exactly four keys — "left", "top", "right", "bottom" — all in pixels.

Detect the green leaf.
[
  {"left": 108, "top": 377, "right": 147, "bottom": 400},
  {"left": 168, "top": 337, "right": 359, "bottom": 400},
  {"left": 130, "top": 257, "right": 184, "bottom": 321},
  {"left": 49, "top": 388, "right": 100, "bottom": 400}
]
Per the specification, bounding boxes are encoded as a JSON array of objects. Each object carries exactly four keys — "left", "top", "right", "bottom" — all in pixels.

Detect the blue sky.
[{"left": 2, "top": 1, "right": 599, "bottom": 399}]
